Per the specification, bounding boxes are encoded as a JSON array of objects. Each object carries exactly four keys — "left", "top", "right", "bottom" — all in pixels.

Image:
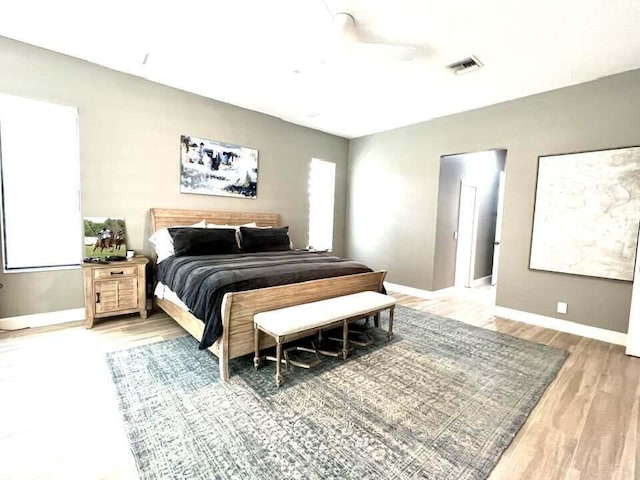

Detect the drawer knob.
[
  {"left": 110, "top": 271, "right": 124, "bottom": 276},
  {"left": 96, "top": 292, "right": 101, "bottom": 304}
]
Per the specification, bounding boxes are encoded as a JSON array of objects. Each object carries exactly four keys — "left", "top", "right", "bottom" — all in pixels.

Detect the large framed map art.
[{"left": 529, "top": 145, "right": 640, "bottom": 281}]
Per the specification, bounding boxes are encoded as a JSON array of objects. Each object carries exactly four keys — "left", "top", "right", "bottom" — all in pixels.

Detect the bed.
[{"left": 150, "top": 208, "right": 386, "bottom": 381}]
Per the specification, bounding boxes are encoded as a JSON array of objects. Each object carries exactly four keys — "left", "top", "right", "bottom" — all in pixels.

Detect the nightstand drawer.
[{"left": 94, "top": 265, "right": 138, "bottom": 280}]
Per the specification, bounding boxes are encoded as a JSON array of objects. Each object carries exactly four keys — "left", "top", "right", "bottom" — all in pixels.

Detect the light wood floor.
[{"left": 0, "top": 288, "right": 638, "bottom": 480}]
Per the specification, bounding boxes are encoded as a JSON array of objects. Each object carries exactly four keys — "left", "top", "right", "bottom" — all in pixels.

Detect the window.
[
  {"left": 308, "top": 158, "right": 336, "bottom": 251},
  {"left": 0, "top": 94, "right": 82, "bottom": 271}
]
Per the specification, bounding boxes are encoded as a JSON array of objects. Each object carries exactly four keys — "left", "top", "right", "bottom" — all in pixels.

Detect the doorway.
[{"left": 433, "top": 149, "right": 507, "bottom": 296}]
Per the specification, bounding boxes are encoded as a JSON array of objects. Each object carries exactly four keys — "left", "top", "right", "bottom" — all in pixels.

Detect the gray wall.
[
  {"left": 347, "top": 68, "right": 640, "bottom": 334},
  {"left": 0, "top": 36, "right": 349, "bottom": 319},
  {"left": 433, "top": 151, "right": 505, "bottom": 290}
]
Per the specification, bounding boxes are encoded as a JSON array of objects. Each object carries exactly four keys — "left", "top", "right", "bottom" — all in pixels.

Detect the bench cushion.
[{"left": 254, "top": 291, "right": 396, "bottom": 336}]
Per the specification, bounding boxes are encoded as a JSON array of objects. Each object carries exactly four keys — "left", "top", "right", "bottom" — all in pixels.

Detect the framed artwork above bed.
[{"left": 180, "top": 135, "right": 258, "bottom": 199}]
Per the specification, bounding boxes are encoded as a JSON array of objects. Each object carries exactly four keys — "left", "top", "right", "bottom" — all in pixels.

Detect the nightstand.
[{"left": 82, "top": 256, "right": 149, "bottom": 328}]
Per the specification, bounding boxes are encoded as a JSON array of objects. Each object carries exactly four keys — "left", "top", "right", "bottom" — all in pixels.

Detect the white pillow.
[
  {"left": 207, "top": 222, "right": 257, "bottom": 229},
  {"left": 150, "top": 220, "right": 206, "bottom": 263},
  {"left": 207, "top": 222, "right": 257, "bottom": 248}
]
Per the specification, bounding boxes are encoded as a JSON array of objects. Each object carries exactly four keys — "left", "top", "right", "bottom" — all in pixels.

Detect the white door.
[
  {"left": 491, "top": 171, "right": 506, "bottom": 285},
  {"left": 626, "top": 226, "right": 640, "bottom": 357},
  {"left": 455, "top": 184, "right": 478, "bottom": 288}
]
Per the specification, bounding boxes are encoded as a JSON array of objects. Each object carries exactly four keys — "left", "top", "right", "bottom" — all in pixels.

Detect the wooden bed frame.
[{"left": 150, "top": 208, "right": 386, "bottom": 381}]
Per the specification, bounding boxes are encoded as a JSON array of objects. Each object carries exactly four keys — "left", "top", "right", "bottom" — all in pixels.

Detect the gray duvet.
[{"left": 156, "top": 251, "right": 372, "bottom": 349}]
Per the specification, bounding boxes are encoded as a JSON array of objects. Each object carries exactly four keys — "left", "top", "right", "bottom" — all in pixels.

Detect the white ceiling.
[{"left": 1, "top": 0, "right": 639, "bottom": 138}]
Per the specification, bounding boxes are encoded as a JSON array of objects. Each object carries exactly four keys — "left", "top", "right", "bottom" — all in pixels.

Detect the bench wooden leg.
[
  {"left": 388, "top": 306, "right": 394, "bottom": 340},
  {"left": 275, "top": 336, "right": 284, "bottom": 387},
  {"left": 342, "top": 319, "right": 349, "bottom": 360},
  {"left": 253, "top": 324, "right": 261, "bottom": 369},
  {"left": 374, "top": 312, "right": 380, "bottom": 328}
]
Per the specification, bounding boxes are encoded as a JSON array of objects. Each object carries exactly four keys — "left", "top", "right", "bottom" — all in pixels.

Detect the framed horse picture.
[
  {"left": 83, "top": 217, "right": 127, "bottom": 259},
  {"left": 179, "top": 135, "right": 259, "bottom": 199}
]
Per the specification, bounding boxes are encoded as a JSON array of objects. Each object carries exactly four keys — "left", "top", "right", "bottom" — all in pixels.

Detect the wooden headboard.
[{"left": 150, "top": 208, "right": 280, "bottom": 232}]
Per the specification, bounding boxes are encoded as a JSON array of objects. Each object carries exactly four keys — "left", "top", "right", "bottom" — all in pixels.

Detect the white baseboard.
[
  {"left": 493, "top": 306, "right": 627, "bottom": 346},
  {"left": 0, "top": 308, "right": 85, "bottom": 331},
  {"left": 384, "top": 282, "right": 456, "bottom": 300},
  {"left": 471, "top": 275, "right": 492, "bottom": 288}
]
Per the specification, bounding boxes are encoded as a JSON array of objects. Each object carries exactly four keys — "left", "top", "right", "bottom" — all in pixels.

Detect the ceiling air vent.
[{"left": 447, "top": 55, "right": 483, "bottom": 75}]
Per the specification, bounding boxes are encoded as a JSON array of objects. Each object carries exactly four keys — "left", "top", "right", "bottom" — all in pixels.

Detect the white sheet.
[{"left": 154, "top": 281, "right": 190, "bottom": 311}]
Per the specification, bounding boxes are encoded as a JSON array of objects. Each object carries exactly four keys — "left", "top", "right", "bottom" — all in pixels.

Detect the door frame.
[
  {"left": 455, "top": 182, "right": 480, "bottom": 288},
  {"left": 491, "top": 171, "right": 506, "bottom": 285}
]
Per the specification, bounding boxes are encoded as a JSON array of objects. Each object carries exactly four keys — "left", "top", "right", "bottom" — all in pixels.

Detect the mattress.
[{"left": 154, "top": 281, "right": 190, "bottom": 311}]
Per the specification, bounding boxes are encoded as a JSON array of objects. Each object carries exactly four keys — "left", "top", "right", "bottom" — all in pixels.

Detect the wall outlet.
[{"left": 556, "top": 302, "right": 568, "bottom": 314}]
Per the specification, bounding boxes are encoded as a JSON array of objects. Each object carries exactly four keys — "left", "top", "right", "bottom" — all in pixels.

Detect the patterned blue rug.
[{"left": 107, "top": 306, "right": 567, "bottom": 479}]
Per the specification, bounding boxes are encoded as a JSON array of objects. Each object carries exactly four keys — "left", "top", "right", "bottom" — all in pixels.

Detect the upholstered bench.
[{"left": 253, "top": 291, "right": 397, "bottom": 386}]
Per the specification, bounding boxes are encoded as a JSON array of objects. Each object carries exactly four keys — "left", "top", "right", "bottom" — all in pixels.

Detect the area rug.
[{"left": 106, "top": 306, "right": 567, "bottom": 480}]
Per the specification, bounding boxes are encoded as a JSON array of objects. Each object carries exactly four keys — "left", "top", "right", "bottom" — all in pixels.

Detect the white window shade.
[
  {"left": 308, "top": 158, "right": 336, "bottom": 251},
  {"left": 0, "top": 94, "right": 82, "bottom": 270}
]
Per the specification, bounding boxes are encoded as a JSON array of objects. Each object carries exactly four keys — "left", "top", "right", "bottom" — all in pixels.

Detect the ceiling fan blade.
[
  {"left": 332, "top": 12, "right": 417, "bottom": 62},
  {"left": 351, "top": 42, "right": 418, "bottom": 62},
  {"left": 333, "top": 12, "right": 358, "bottom": 43},
  {"left": 290, "top": 8, "right": 418, "bottom": 72}
]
